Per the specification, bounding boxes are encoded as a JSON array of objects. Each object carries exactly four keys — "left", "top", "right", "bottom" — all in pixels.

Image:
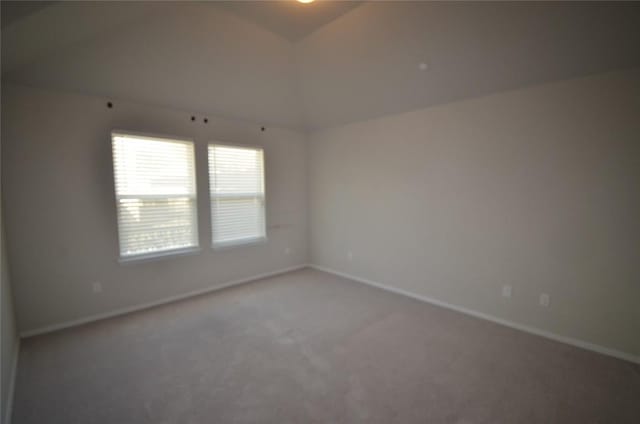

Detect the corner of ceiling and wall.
[{"left": 3, "top": 1, "right": 639, "bottom": 132}]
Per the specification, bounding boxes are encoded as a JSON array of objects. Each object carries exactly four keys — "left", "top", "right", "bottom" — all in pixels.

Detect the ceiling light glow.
[{"left": 297, "top": 0, "right": 315, "bottom": 4}]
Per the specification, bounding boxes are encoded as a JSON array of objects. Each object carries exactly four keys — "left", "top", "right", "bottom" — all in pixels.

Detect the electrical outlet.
[
  {"left": 92, "top": 281, "right": 102, "bottom": 293},
  {"left": 347, "top": 251, "right": 353, "bottom": 261},
  {"left": 501, "top": 285, "right": 512, "bottom": 298},
  {"left": 539, "top": 293, "right": 550, "bottom": 307},
  {"left": 284, "top": 247, "right": 291, "bottom": 255}
]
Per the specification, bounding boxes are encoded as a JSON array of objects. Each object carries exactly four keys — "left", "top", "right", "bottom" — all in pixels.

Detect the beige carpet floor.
[{"left": 12, "top": 268, "right": 640, "bottom": 423}]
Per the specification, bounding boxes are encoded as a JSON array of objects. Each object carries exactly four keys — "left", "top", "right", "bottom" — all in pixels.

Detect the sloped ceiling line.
[{"left": 2, "top": 1, "right": 640, "bottom": 132}]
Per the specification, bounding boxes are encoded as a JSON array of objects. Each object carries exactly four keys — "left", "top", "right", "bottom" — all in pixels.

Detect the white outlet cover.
[
  {"left": 501, "top": 285, "right": 512, "bottom": 298},
  {"left": 284, "top": 247, "right": 291, "bottom": 255},
  {"left": 347, "top": 251, "right": 353, "bottom": 261},
  {"left": 92, "top": 281, "right": 102, "bottom": 293},
  {"left": 540, "top": 293, "right": 550, "bottom": 307}
]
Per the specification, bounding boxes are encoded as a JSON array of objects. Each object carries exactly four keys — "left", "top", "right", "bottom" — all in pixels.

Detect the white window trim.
[
  {"left": 112, "top": 130, "right": 200, "bottom": 262},
  {"left": 208, "top": 142, "right": 267, "bottom": 250}
]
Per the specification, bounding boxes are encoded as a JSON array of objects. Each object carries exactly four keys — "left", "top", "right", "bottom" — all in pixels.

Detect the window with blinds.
[
  {"left": 209, "top": 144, "right": 266, "bottom": 248},
  {"left": 112, "top": 132, "right": 198, "bottom": 259}
]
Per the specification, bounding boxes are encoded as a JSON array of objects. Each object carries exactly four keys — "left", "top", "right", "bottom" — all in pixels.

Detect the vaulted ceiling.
[
  {"left": 217, "top": 1, "right": 361, "bottom": 41},
  {"left": 3, "top": 1, "right": 640, "bottom": 131}
]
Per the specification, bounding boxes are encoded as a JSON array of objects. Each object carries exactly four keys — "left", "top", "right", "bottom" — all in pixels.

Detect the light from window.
[
  {"left": 112, "top": 132, "right": 198, "bottom": 258},
  {"left": 209, "top": 144, "right": 265, "bottom": 247}
]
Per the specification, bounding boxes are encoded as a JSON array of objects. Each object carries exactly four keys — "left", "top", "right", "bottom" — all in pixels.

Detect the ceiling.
[
  {"left": 296, "top": 1, "right": 640, "bottom": 129},
  {"left": 2, "top": 1, "right": 640, "bottom": 131},
  {"left": 0, "top": 0, "right": 53, "bottom": 28},
  {"left": 217, "top": 1, "right": 361, "bottom": 41},
  {"left": 0, "top": 1, "right": 360, "bottom": 41}
]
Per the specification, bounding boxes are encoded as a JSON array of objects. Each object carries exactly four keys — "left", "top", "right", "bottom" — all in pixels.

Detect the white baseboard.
[
  {"left": 4, "top": 340, "right": 19, "bottom": 424},
  {"left": 309, "top": 264, "right": 640, "bottom": 365},
  {"left": 21, "top": 264, "right": 308, "bottom": 338}
]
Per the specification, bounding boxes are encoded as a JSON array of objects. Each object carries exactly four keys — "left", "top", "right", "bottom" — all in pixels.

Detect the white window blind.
[
  {"left": 209, "top": 144, "right": 265, "bottom": 247},
  {"left": 112, "top": 132, "right": 198, "bottom": 258}
]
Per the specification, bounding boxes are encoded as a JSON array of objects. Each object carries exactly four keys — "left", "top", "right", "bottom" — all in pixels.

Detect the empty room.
[{"left": 1, "top": 1, "right": 639, "bottom": 423}]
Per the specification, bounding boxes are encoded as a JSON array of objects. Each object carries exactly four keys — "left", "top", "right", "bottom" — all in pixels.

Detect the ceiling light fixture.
[{"left": 297, "top": 0, "right": 315, "bottom": 4}]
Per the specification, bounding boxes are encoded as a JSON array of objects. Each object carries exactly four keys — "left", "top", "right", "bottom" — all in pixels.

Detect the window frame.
[
  {"left": 111, "top": 130, "right": 200, "bottom": 262},
  {"left": 208, "top": 142, "right": 267, "bottom": 250}
]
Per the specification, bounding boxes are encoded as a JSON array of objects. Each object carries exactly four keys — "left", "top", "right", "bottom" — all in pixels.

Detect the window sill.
[
  {"left": 212, "top": 237, "right": 267, "bottom": 251},
  {"left": 118, "top": 247, "right": 201, "bottom": 265}
]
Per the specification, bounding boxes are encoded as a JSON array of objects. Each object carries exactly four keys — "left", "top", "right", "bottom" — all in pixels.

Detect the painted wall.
[
  {"left": 1, "top": 198, "right": 19, "bottom": 424},
  {"left": 309, "top": 69, "right": 640, "bottom": 357},
  {"left": 1, "top": 84, "right": 308, "bottom": 334}
]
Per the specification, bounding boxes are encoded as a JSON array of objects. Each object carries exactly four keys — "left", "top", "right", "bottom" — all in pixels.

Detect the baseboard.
[
  {"left": 309, "top": 264, "right": 640, "bottom": 365},
  {"left": 4, "top": 340, "right": 20, "bottom": 424},
  {"left": 21, "top": 264, "right": 308, "bottom": 338}
]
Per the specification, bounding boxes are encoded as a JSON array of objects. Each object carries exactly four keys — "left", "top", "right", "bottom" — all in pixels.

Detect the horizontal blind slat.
[
  {"left": 113, "top": 133, "right": 198, "bottom": 257},
  {"left": 209, "top": 144, "right": 265, "bottom": 246}
]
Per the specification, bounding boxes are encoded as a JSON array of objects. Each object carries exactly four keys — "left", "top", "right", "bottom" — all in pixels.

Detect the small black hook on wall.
[
  {"left": 261, "top": 126, "right": 266, "bottom": 132},
  {"left": 107, "top": 102, "right": 113, "bottom": 108}
]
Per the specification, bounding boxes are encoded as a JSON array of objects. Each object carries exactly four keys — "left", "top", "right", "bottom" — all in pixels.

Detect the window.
[
  {"left": 209, "top": 144, "right": 265, "bottom": 248},
  {"left": 112, "top": 132, "right": 198, "bottom": 259}
]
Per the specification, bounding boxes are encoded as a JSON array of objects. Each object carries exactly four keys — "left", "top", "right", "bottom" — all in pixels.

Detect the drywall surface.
[
  {"left": 309, "top": 69, "right": 640, "bottom": 357},
  {"left": 296, "top": 1, "right": 640, "bottom": 129},
  {"left": 5, "top": 2, "right": 640, "bottom": 132},
  {"left": 1, "top": 84, "right": 308, "bottom": 333},
  {"left": 1, "top": 212, "right": 18, "bottom": 423},
  {"left": 3, "top": 2, "right": 302, "bottom": 129}
]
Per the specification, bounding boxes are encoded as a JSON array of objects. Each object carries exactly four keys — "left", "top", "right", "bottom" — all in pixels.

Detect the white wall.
[
  {"left": 1, "top": 184, "right": 19, "bottom": 424},
  {"left": 309, "top": 68, "right": 640, "bottom": 357},
  {"left": 1, "top": 84, "right": 308, "bottom": 334}
]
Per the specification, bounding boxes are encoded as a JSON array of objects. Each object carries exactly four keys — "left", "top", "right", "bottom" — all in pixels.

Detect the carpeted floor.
[{"left": 12, "top": 268, "right": 640, "bottom": 423}]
